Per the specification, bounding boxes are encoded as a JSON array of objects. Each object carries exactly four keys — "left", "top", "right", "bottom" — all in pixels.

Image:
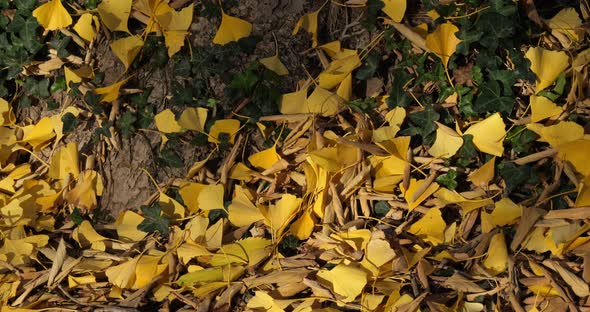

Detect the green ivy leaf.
[
  {"left": 374, "top": 201, "right": 390, "bottom": 218},
  {"left": 356, "top": 53, "right": 380, "bottom": 80},
  {"left": 61, "top": 112, "right": 79, "bottom": 134},
  {"left": 474, "top": 80, "right": 513, "bottom": 114},
  {"left": 387, "top": 70, "right": 411, "bottom": 108},
  {"left": 498, "top": 162, "right": 538, "bottom": 194},
  {"left": 116, "top": 111, "right": 137, "bottom": 138},
  {"left": 158, "top": 149, "right": 183, "bottom": 168},
  {"left": 457, "top": 134, "right": 477, "bottom": 167},
  {"left": 436, "top": 170, "right": 458, "bottom": 190},
  {"left": 137, "top": 202, "right": 170, "bottom": 236}
]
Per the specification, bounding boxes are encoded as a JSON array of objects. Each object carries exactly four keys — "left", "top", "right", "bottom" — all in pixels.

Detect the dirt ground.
[{"left": 86, "top": 0, "right": 373, "bottom": 217}]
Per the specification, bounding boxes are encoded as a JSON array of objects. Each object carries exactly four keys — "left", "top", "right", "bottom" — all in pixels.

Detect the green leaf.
[
  {"left": 158, "top": 149, "right": 183, "bottom": 168},
  {"left": 457, "top": 134, "right": 477, "bottom": 167},
  {"left": 474, "top": 80, "right": 513, "bottom": 114},
  {"left": 14, "top": 0, "right": 36, "bottom": 10},
  {"left": 116, "top": 111, "right": 137, "bottom": 138},
  {"left": 374, "top": 201, "right": 390, "bottom": 218},
  {"left": 137, "top": 202, "right": 170, "bottom": 236},
  {"left": 498, "top": 162, "right": 538, "bottom": 194},
  {"left": 507, "top": 126, "right": 538, "bottom": 154},
  {"left": 50, "top": 76, "right": 66, "bottom": 93},
  {"left": 356, "top": 53, "right": 380, "bottom": 80},
  {"left": 387, "top": 70, "right": 412, "bottom": 108},
  {"left": 61, "top": 112, "right": 79, "bottom": 134},
  {"left": 436, "top": 170, "right": 458, "bottom": 190},
  {"left": 71, "top": 208, "right": 84, "bottom": 225},
  {"left": 402, "top": 106, "right": 440, "bottom": 140},
  {"left": 25, "top": 77, "right": 50, "bottom": 98}
]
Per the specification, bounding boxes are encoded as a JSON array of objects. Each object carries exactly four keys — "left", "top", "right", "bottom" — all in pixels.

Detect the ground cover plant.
[{"left": 1, "top": 0, "right": 590, "bottom": 311}]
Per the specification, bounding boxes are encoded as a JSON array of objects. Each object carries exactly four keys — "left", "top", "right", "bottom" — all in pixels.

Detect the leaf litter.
[{"left": 2, "top": 0, "right": 590, "bottom": 311}]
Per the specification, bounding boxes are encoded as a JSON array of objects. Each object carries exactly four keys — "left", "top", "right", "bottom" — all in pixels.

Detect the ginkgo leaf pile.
[{"left": 3, "top": 0, "right": 590, "bottom": 311}]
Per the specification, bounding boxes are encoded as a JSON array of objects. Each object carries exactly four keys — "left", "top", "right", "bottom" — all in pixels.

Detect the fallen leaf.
[
  {"left": 408, "top": 207, "right": 446, "bottom": 245},
  {"left": 178, "top": 107, "right": 207, "bottom": 132},
  {"left": 32, "top": 0, "right": 72, "bottom": 30},
  {"left": 95, "top": 77, "right": 130, "bottom": 103},
  {"left": 316, "top": 263, "right": 367, "bottom": 302},
  {"left": 525, "top": 46, "right": 569, "bottom": 92},
  {"left": 208, "top": 119, "right": 241, "bottom": 144},
  {"left": 260, "top": 54, "right": 289, "bottom": 76},
  {"left": 228, "top": 185, "right": 264, "bottom": 227},
  {"left": 213, "top": 12, "right": 252, "bottom": 45},
  {"left": 73, "top": 13, "right": 100, "bottom": 42},
  {"left": 464, "top": 112, "right": 506, "bottom": 156},
  {"left": 483, "top": 232, "right": 508, "bottom": 275},
  {"left": 467, "top": 157, "right": 495, "bottom": 188},
  {"left": 197, "top": 184, "right": 224, "bottom": 211},
  {"left": 382, "top": 0, "right": 407, "bottom": 23},
  {"left": 110, "top": 36, "right": 144, "bottom": 70},
  {"left": 530, "top": 95, "right": 563, "bottom": 122},
  {"left": 97, "top": 0, "right": 132, "bottom": 33},
  {"left": 428, "top": 122, "right": 463, "bottom": 158},
  {"left": 293, "top": 9, "right": 320, "bottom": 47},
  {"left": 154, "top": 109, "right": 182, "bottom": 133},
  {"left": 426, "top": 22, "right": 461, "bottom": 69}
]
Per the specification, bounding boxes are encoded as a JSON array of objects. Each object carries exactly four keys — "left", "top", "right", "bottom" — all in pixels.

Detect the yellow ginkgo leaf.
[
  {"left": 385, "top": 106, "right": 406, "bottom": 128},
  {"left": 66, "top": 170, "right": 104, "bottom": 211},
  {"left": 407, "top": 207, "right": 446, "bottom": 245},
  {"left": 464, "top": 112, "right": 506, "bottom": 156},
  {"left": 491, "top": 198, "right": 521, "bottom": 226},
  {"left": 279, "top": 87, "right": 308, "bottom": 115},
  {"left": 154, "top": 109, "right": 182, "bottom": 133},
  {"left": 48, "top": 142, "right": 79, "bottom": 180},
  {"left": 528, "top": 121, "right": 584, "bottom": 148},
  {"left": 248, "top": 146, "right": 281, "bottom": 170},
  {"left": 158, "top": 4, "right": 194, "bottom": 57},
  {"left": 72, "top": 220, "right": 108, "bottom": 248},
  {"left": 228, "top": 186, "right": 264, "bottom": 227},
  {"left": 305, "top": 87, "right": 341, "bottom": 116},
  {"left": 426, "top": 22, "right": 461, "bottom": 69},
  {"left": 372, "top": 126, "right": 400, "bottom": 143},
  {"left": 105, "top": 256, "right": 139, "bottom": 289},
  {"left": 133, "top": 254, "right": 167, "bottom": 289},
  {"left": 64, "top": 65, "right": 94, "bottom": 91},
  {"left": 32, "top": 0, "right": 72, "bottom": 30},
  {"left": 97, "top": 0, "right": 132, "bottom": 33},
  {"left": 290, "top": 211, "right": 314, "bottom": 240},
  {"left": 262, "top": 194, "right": 302, "bottom": 239},
  {"left": 179, "top": 182, "right": 206, "bottom": 213},
  {"left": 557, "top": 139, "right": 590, "bottom": 176},
  {"left": 336, "top": 73, "right": 352, "bottom": 101},
  {"left": 95, "top": 77, "right": 130, "bottom": 103},
  {"left": 401, "top": 178, "right": 440, "bottom": 211},
  {"left": 525, "top": 47, "right": 569, "bottom": 93},
  {"left": 293, "top": 9, "right": 319, "bottom": 47},
  {"left": 115, "top": 211, "right": 146, "bottom": 242},
  {"left": 178, "top": 107, "right": 207, "bottom": 132},
  {"left": 197, "top": 184, "right": 224, "bottom": 211},
  {"left": 21, "top": 117, "right": 56, "bottom": 150},
  {"left": 382, "top": 0, "right": 407, "bottom": 23},
  {"left": 73, "top": 13, "right": 100, "bottom": 42},
  {"left": 467, "top": 157, "right": 495, "bottom": 188},
  {"left": 159, "top": 192, "right": 185, "bottom": 219},
  {"left": 318, "top": 54, "right": 361, "bottom": 90},
  {"left": 213, "top": 12, "right": 252, "bottom": 45},
  {"left": 316, "top": 263, "right": 367, "bottom": 303},
  {"left": 365, "top": 238, "right": 396, "bottom": 268},
  {"left": 260, "top": 54, "right": 289, "bottom": 76},
  {"left": 548, "top": 8, "right": 582, "bottom": 48},
  {"left": 110, "top": 36, "right": 144, "bottom": 70},
  {"left": 482, "top": 232, "right": 508, "bottom": 275},
  {"left": 208, "top": 119, "right": 241, "bottom": 144},
  {"left": 428, "top": 122, "right": 463, "bottom": 158},
  {"left": 530, "top": 95, "right": 563, "bottom": 122}
]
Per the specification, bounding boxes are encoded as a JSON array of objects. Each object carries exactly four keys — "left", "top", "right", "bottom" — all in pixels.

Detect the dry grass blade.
[{"left": 47, "top": 238, "right": 66, "bottom": 289}]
